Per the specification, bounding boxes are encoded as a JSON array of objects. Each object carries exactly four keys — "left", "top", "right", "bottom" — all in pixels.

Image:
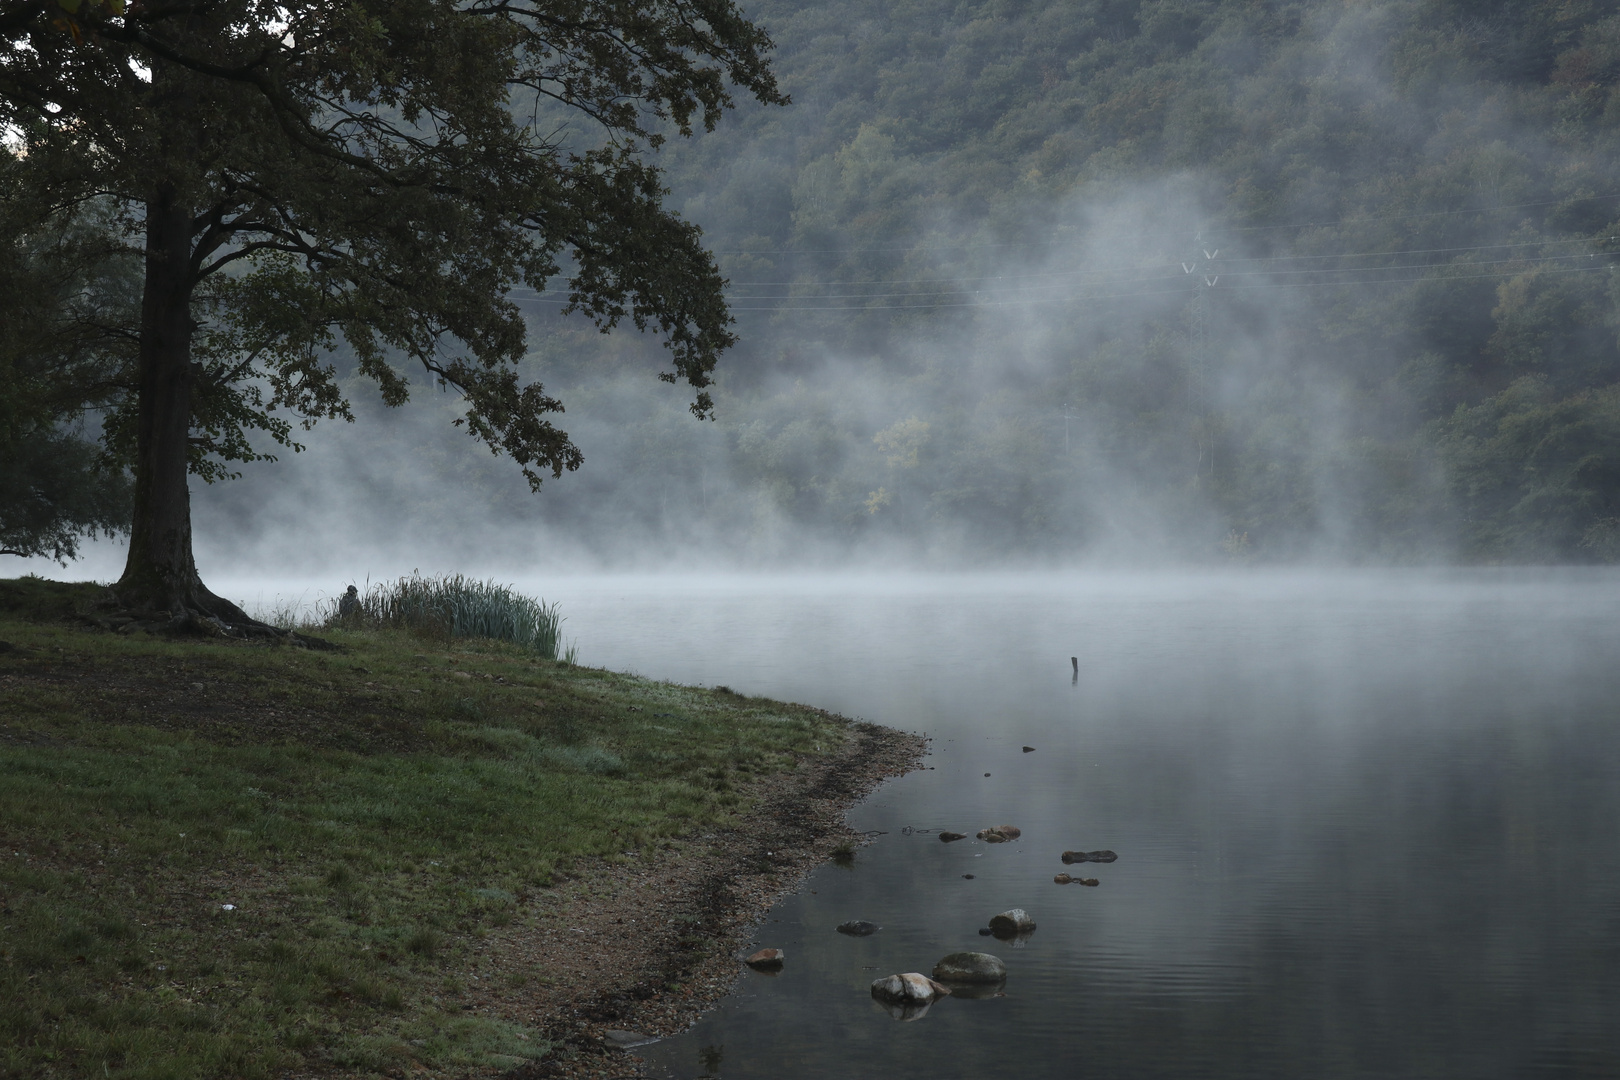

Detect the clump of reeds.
[{"left": 330, "top": 573, "right": 566, "bottom": 659}]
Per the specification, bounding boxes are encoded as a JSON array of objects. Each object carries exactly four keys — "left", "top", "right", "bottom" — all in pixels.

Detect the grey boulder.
[{"left": 932, "top": 951, "right": 1007, "bottom": 984}]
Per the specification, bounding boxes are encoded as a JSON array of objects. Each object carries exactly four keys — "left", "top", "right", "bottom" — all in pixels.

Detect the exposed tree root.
[{"left": 82, "top": 587, "right": 340, "bottom": 651}]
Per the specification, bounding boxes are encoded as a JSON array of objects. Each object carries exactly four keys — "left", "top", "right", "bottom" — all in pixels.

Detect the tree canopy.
[
  {"left": 0, "top": 164, "right": 133, "bottom": 561},
  {"left": 0, "top": 0, "right": 783, "bottom": 613}
]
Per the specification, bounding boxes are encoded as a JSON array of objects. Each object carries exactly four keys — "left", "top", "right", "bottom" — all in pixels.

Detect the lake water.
[{"left": 498, "top": 570, "right": 1620, "bottom": 1080}]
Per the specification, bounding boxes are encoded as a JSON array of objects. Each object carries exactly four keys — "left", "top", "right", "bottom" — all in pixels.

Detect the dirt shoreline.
[{"left": 479, "top": 719, "right": 927, "bottom": 1079}]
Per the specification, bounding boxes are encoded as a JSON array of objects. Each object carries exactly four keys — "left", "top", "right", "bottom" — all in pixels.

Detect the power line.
[
  {"left": 508, "top": 251, "right": 1613, "bottom": 305},
  {"left": 720, "top": 252, "right": 1606, "bottom": 299},
  {"left": 506, "top": 236, "right": 1616, "bottom": 296},
  {"left": 509, "top": 262, "right": 1614, "bottom": 314}
]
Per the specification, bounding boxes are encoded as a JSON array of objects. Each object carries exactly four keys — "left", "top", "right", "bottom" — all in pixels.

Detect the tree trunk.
[{"left": 114, "top": 184, "right": 250, "bottom": 624}]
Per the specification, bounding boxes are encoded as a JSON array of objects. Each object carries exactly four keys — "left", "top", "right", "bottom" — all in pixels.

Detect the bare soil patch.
[{"left": 489, "top": 721, "right": 922, "bottom": 1079}]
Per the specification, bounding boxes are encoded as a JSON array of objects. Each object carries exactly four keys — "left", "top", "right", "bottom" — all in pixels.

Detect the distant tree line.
[{"left": 512, "top": 0, "right": 1620, "bottom": 563}]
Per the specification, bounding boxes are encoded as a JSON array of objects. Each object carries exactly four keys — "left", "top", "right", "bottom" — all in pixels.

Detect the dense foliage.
[
  {"left": 475, "top": 0, "right": 1620, "bottom": 563},
  {"left": 0, "top": 179, "right": 133, "bottom": 561}
]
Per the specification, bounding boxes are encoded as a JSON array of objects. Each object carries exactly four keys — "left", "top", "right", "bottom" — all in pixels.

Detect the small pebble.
[
  {"left": 962, "top": 874, "right": 975, "bottom": 879},
  {"left": 984, "top": 772, "right": 991, "bottom": 777},
  {"left": 1022, "top": 746, "right": 1035, "bottom": 753}
]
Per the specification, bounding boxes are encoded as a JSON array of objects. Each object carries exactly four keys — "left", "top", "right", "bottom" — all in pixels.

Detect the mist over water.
[{"left": 528, "top": 570, "right": 1620, "bottom": 1080}]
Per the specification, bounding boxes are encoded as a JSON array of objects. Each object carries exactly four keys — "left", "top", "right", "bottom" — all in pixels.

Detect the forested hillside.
[{"left": 211, "top": 0, "right": 1620, "bottom": 565}]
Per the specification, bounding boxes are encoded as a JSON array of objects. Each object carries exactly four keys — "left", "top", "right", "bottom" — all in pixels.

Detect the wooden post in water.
[{"left": 1070, "top": 656, "right": 1078, "bottom": 676}]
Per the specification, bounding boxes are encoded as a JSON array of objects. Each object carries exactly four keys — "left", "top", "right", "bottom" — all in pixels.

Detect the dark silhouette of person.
[{"left": 338, "top": 584, "right": 359, "bottom": 618}]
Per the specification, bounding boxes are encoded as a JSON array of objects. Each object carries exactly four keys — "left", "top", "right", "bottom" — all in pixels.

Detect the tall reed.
[{"left": 333, "top": 574, "right": 565, "bottom": 659}]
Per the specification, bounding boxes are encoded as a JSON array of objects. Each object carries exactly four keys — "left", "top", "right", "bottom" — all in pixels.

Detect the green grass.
[
  {"left": 0, "top": 575, "right": 849, "bottom": 1079},
  {"left": 323, "top": 574, "right": 566, "bottom": 659}
]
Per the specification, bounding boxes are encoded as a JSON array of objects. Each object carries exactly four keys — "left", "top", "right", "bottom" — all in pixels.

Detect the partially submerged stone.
[
  {"left": 1054, "top": 873, "right": 1073, "bottom": 884},
  {"left": 932, "top": 951, "right": 1007, "bottom": 984},
  {"left": 976, "top": 824, "right": 1022, "bottom": 843},
  {"left": 837, "top": 920, "right": 881, "bottom": 936},
  {"left": 745, "top": 948, "right": 784, "bottom": 970},
  {"left": 988, "top": 908, "right": 1036, "bottom": 937},
  {"left": 870, "top": 972, "right": 952, "bottom": 1005},
  {"left": 1061, "top": 849, "right": 1117, "bottom": 863},
  {"left": 938, "top": 831, "right": 968, "bottom": 842}
]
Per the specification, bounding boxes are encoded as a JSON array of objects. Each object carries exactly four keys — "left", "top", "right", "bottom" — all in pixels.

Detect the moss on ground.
[{"left": 0, "top": 576, "right": 849, "bottom": 1079}]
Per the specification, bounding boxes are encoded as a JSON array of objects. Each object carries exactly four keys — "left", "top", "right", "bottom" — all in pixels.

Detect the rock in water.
[
  {"left": 870, "top": 972, "right": 952, "bottom": 1004},
  {"left": 932, "top": 952, "right": 1007, "bottom": 984},
  {"left": 1022, "top": 746, "right": 1035, "bottom": 753},
  {"left": 1061, "top": 849, "right": 1118, "bottom": 864},
  {"left": 1054, "top": 873, "right": 1073, "bottom": 884},
  {"left": 938, "top": 831, "right": 968, "bottom": 842},
  {"left": 1077, "top": 878, "right": 1099, "bottom": 886},
  {"left": 976, "top": 824, "right": 1022, "bottom": 843},
  {"left": 988, "top": 909, "right": 1036, "bottom": 937},
  {"left": 744, "top": 948, "right": 785, "bottom": 969},
  {"left": 837, "top": 920, "right": 881, "bottom": 936}
]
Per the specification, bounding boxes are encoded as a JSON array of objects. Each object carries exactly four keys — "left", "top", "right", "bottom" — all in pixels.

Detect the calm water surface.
[{"left": 502, "top": 570, "right": 1620, "bottom": 1080}]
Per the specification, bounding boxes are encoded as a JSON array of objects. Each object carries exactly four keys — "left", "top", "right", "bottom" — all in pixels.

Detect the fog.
[{"left": 14, "top": 1, "right": 1620, "bottom": 585}]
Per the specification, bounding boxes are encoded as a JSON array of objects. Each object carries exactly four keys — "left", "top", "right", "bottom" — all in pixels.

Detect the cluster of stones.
[
  {"left": 743, "top": 822, "right": 1119, "bottom": 1023},
  {"left": 870, "top": 950, "right": 1011, "bottom": 1018}
]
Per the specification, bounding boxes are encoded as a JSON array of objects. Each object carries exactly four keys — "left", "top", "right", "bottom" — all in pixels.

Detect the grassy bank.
[{"left": 0, "top": 577, "right": 860, "bottom": 1079}]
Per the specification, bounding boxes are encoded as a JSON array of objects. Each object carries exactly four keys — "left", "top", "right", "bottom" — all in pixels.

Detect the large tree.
[{"left": 0, "top": 0, "right": 781, "bottom": 623}]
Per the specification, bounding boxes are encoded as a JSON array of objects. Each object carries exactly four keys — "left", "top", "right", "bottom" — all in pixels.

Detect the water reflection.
[{"left": 513, "top": 571, "right": 1620, "bottom": 1080}]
